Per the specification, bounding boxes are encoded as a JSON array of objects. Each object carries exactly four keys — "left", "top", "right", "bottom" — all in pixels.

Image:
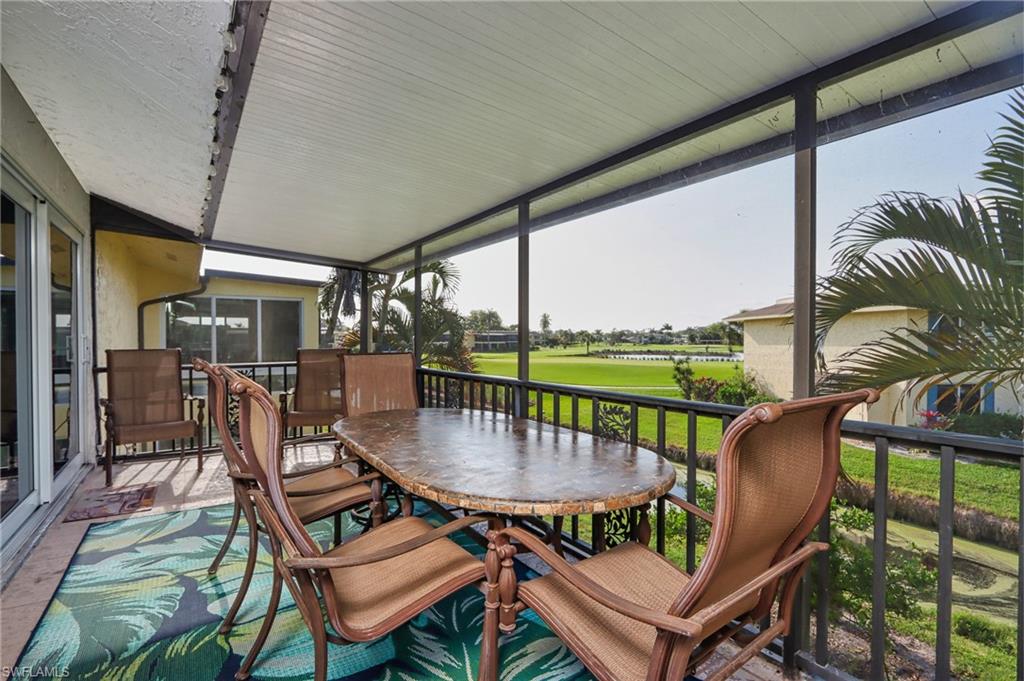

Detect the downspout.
[{"left": 136, "top": 276, "right": 209, "bottom": 350}]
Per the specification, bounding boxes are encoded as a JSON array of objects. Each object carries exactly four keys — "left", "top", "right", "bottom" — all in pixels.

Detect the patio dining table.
[{"left": 331, "top": 408, "right": 676, "bottom": 549}]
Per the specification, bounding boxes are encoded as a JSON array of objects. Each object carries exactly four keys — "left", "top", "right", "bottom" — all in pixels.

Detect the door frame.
[
  {"left": 0, "top": 168, "right": 42, "bottom": 535},
  {"left": 0, "top": 160, "right": 88, "bottom": 552},
  {"left": 48, "top": 208, "right": 86, "bottom": 501}
]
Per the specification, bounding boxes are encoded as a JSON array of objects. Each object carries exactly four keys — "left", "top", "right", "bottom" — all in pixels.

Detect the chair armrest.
[
  {"left": 284, "top": 514, "right": 491, "bottom": 569},
  {"left": 499, "top": 527, "right": 703, "bottom": 638},
  {"left": 664, "top": 493, "right": 713, "bottom": 523},
  {"left": 281, "top": 456, "right": 362, "bottom": 478},
  {"left": 227, "top": 470, "right": 257, "bottom": 481},
  {"left": 285, "top": 472, "right": 380, "bottom": 497},
  {"left": 689, "top": 542, "right": 828, "bottom": 628}
]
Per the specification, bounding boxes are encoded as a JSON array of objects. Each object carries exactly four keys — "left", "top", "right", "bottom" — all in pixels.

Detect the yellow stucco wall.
[
  {"left": 94, "top": 232, "right": 203, "bottom": 356},
  {"left": 740, "top": 307, "right": 929, "bottom": 426}
]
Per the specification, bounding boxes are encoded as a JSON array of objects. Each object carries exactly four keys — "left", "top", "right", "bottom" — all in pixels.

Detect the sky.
[{"left": 203, "top": 90, "right": 1011, "bottom": 331}]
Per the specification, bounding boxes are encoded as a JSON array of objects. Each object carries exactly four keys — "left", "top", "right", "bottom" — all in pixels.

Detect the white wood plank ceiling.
[
  {"left": 214, "top": 0, "right": 1004, "bottom": 265},
  {"left": 2, "top": 1, "right": 1018, "bottom": 266},
  {"left": 1, "top": 0, "right": 232, "bottom": 232}
]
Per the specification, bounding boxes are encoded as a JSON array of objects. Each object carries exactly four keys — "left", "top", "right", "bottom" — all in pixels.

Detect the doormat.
[{"left": 64, "top": 483, "right": 159, "bottom": 522}]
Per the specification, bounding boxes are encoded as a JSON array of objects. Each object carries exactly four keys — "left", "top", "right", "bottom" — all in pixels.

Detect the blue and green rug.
[{"left": 15, "top": 503, "right": 593, "bottom": 680}]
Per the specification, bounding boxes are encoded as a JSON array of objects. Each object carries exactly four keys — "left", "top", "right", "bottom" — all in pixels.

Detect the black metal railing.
[
  {"left": 418, "top": 366, "right": 1023, "bottom": 681},
  {"left": 91, "top": 361, "right": 1023, "bottom": 679}
]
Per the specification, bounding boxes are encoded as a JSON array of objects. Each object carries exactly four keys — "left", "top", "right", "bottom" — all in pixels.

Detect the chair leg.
[
  {"left": 197, "top": 432, "right": 204, "bottom": 474},
  {"left": 234, "top": 561, "right": 282, "bottom": 680},
  {"left": 209, "top": 497, "right": 242, "bottom": 575},
  {"left": 221, "top": 499, "right": 260, "bottom": 633},
  {"left": 105, "top": 435, "right": 114, "bottom": 487},
  {"left": 479, "top": 535, "right": 502, "bottom": 681}
]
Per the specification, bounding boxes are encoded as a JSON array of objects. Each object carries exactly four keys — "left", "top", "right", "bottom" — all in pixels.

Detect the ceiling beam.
[
  {"left": 201, "top": 0, "right": 270, "bottom": 240},
  {"left": 203, "top": 238, "right": 374, "bottom": 271},
  {"left": 367, "top": 1, "right": 1021, "bottom": 269}
]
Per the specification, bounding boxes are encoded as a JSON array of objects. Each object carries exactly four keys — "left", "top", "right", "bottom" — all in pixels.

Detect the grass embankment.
[{"left": 473, "top": 347, "right": 1021, "bottom": 522}]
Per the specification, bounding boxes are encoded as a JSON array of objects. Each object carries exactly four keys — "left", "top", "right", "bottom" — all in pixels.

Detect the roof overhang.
[{"left": 2, "top": 2, "right": 1021, "bottom": 271}]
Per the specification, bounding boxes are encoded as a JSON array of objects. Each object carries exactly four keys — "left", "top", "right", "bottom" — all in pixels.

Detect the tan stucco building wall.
[{"left": 739, "top": 306, "right": 1022, "bottom": 425}]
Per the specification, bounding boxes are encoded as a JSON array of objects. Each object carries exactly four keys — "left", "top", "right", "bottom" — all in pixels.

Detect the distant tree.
[
  {"left": 579, "top": 330, "right": 593, "bottom": 355},
  {"left": 539, "top": 312, "right": 552, "bottom": 335},
  {"left": 661, "top": 322, "right": 673, "bottom": 332},
  {"left": 464, "top": 308, "right": 504, "bottom": 330}
]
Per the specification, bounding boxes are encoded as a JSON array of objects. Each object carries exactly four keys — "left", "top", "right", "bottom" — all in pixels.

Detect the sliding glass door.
[
  {"left": 0, "top": 166, "right": 86, "bottom": 547},
  {"left": 1, "top": 191, "right": 36, "bottom": 527}
]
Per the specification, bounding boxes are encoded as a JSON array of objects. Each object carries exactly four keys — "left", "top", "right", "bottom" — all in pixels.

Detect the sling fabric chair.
[
  {"left": 479, "top": 388, "right": 880, "bottom": 681},
  {"left": 194, "top": 361, "right": 379, "bottom": 664},
  {"left": 340, "top": 352, "right": 419, "bottom": 417},
  {"left": 338, "top": 352, "right": 421, "bottom": 525},
  {"left": 279, "top": 348, "right": 346, "bottom": 454},
  {"left": 228, "top": 368, "right": 487, "bottom": 681},
  {"left": 100, "top": 349, "right": 203, "bottom": 486}
]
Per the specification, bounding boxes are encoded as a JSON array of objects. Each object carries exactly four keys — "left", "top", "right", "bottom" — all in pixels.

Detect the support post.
[
  {"left": 516, "top": 201, "right": 530, "bottom": 417},
  {"left": 359, "top": 270, "right": 370, "bottom": 353},
  {"left": 785, "top": 81, "right": 817, "bottom": 671},
  {"left": 413, "top": 245, "right": 423, "bottom": 367}
]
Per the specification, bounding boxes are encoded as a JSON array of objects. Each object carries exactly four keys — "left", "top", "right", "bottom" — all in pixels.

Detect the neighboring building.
[
  {"left": 724, "top": 297, "right": 1022, "bottom": 426},
  {"left": 469, "top": 330, "right": 518, "bottom": 352},
  {"left": 159, "top": 269, "right": 321, "bottom": 364}
]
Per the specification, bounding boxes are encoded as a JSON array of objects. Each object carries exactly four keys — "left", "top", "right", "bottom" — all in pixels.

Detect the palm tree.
[
  {"left": 319, "top": 267, "right": 359, "bottom": 344},
  {"left": 340, "top": 259, "right": 475, "bottom": 371},
  {"left": 539, "top": 312, "right": 551, "bottom": 335},
  {"left": 816, "top": 91, "right": 1023, "bottom": 412}
]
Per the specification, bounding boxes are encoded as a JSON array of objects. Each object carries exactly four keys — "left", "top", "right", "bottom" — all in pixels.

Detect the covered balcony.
[{"left": 1, "top": 2, "right": 1021, "bottom": 680}]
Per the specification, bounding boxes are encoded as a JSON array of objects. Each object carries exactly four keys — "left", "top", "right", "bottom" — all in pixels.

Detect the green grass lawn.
[
  {"left": 467, "top": 347, "right": 1021, "bottom": 522},
  {"left": 475, "top": 346, "right": 740, "bottom": 388}
]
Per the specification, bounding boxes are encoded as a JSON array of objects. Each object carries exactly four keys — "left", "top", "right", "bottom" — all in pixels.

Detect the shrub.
[
  {"left": 692, "top": 377, "right": 722, "bottom": 402},
  {"left": 672, "top": 358, "right": 696, "bottom": 399},
  {"left": 948, "top": 411, "right": 1023, "bottom": 440},
  {"left": 917, "top": 409, "right": 951, "bottom": 431},
  {"left": 822, "top": 502, "right": 937, "bottom": 632},
  {"left": 953, "top": 612, "right": 1016, "bottom": 654}
]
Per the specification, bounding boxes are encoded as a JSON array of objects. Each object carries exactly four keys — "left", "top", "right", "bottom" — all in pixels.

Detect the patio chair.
[
  {"left": 228, "top": 367, "right": 487, "bottom": 681},
  {"left": 478, "top": 388, "right": 880, "bottom": 681},
  {"left": 279, "top": 348, "right": 346, "bottom": 456},
  {"left": 340, "top": 351, "right": 419, "bottom": 417},
  {"left": 194, "top": 359, "right": 381, "bottom": 643},
  {"left": 100, "top": 349, "right": 204, "bottom": 486}
]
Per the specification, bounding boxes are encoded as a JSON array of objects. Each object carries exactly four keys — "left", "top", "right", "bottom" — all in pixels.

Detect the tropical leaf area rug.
[{"left": 15, "top": 502, "right": 595, "bottom": 681}]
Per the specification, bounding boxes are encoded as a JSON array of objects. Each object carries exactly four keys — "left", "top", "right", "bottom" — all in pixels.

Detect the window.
[
  {"left": 166, "top": 298, "right": 212, "bottom": 361},
  {"left": 165, "top": 296, "right": 302, "bottom": 363},
  {"left": 215, "top": 298, "right": 258, "bottom": 363},
  {"left": 933, "top": 384, "right": 989, "bottom": 416},
  {"left": 261, "top": 299, "right": 301, "bottom": 361}
]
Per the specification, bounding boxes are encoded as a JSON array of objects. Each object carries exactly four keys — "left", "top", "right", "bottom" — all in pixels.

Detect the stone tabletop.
[{"left": 332, "top": 409, "right": 676, "bottom": 516}]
